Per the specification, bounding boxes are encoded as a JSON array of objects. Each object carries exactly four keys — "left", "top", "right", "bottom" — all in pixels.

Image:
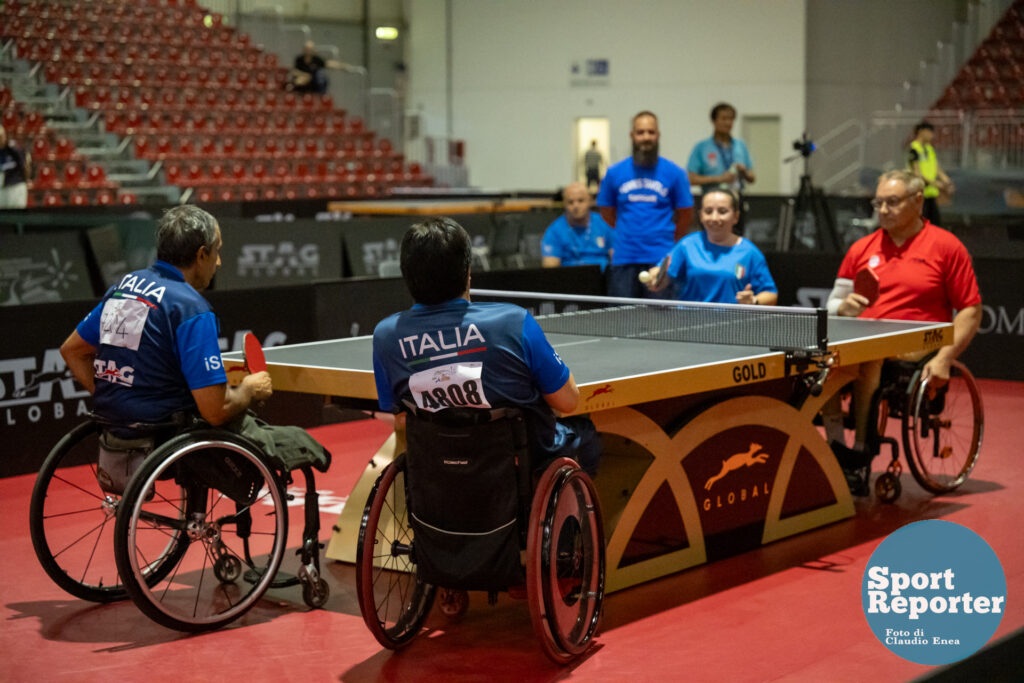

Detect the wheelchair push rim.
[
  {"left": 527, "top": 458, "right": 605, "bottom": 664},
  {"left": 29, "top": 420, "right": 187, "bottom": 603},
  {"left": 356, "top": 456, "right": 437, "bottom": 649},
  {"left": 902, "top": 360, "right": 984, "bottom": 494},
  {"left": 114, "top": 435, "right": 289, "bottom": 631}
]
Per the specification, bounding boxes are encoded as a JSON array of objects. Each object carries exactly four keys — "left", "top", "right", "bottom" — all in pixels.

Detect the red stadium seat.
[
  {"left": 43, "top": 192, "right": 64, "bottom": 207},
  {"left": 85, "top": 165, "right": 108, "bottom": 188},
  {"left": 35, "top": 165, "right": 58, "bottom": 188},
  {"left": 119, "top": 193, "right": 138, "bottom": 205},
  {"left": 69, "top": 191, "right": 90, "bottom": 206},
  {"left": 31, "top": 137, "right": 50, "bottom": 160},
  {"left": 63, "top": 163, "right": 83, "bottom": 186},
  {"left": 95, "top": 190, "right": 116, "bottom": 205},
  {"left": 165, "top": 164, "right": 184, "bottom": 184}
]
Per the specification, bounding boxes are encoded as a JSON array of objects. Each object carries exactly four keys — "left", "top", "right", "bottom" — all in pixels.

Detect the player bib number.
[
  {"left": 408, "top": 362, "right": 490, "bottom": 412},
  {"left": 99, "top": 297, "right": 151, "bottom": 350}
]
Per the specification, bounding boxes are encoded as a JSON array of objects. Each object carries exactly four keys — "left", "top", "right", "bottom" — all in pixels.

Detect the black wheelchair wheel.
[
  {"left": 527, "top": 458, "right": 605, "bottom": 664},
  {"left": 114, "top": 432, "right": 288, "bottom": 631},
  {"left": 29, "top": 421, "right": 188, "bottom": 603},
  {"left": 902, "top": 360, "right": 984, "bottom": 494},
  {"left": 356, "top": 456, "right": 436, "bottom": 649}
]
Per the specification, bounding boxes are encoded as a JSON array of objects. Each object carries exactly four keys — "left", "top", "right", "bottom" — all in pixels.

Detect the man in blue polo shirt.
[
  {"left": 372, "top": 217, "right": 599, "bottom": 475},
  {"left": 60, "top": 206, "right": 273, "bottom": 435},
  {"left": 541, "top": 182, "right": 614, "bottom": 272},
  {"left": 597, "top": 111, "right": 694, "bottom": 299},
  {"left": 687, "top": 102, "right": 755, "bottom": 195}
]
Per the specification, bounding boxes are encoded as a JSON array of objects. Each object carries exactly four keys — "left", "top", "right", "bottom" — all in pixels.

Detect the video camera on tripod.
[{"left": 777, "top": 132, "right": 840, "bottom": 252}]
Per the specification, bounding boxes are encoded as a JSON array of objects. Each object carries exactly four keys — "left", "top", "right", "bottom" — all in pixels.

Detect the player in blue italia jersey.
[
  {"left": 597, "top": 111, "right": 694, "bottom": 299},
  {"left": 372, "top": 217, "right": 600, "bottom": 474},
  {"left": 60, "top": 206, "right": 273, "bottom": 435},
  {"left": 542, "top": 182, "right": 614, "bottom": 272},
  {"left": 643, "top": 188, "right": 777, "bottom": 305}
]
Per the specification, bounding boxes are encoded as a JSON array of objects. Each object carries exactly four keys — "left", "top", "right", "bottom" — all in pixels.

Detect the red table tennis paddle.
[
  {"left": 244, "top": 332, "right": 266, "bottom": 373},
  {"left": 854, "top": 267, "right": 880, "bottom": 305}
]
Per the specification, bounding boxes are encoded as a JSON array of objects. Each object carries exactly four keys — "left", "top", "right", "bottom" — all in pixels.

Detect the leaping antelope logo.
[{"left": 703, "top": 443, "right": 770, "bottom": 491}]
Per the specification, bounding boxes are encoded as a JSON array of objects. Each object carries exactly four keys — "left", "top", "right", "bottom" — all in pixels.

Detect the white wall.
[{"left": 405, "top": 0, "right": 806, "bottom": 193}]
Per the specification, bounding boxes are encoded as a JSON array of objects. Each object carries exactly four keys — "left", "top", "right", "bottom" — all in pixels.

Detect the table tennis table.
[{"left": 224, "top": 291, "right": 952, "bottom": 592}]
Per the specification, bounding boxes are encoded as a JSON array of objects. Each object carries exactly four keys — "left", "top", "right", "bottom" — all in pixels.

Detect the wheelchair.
[
  {"left": 30, "top": 415, "right": 330, "bottom": 631},
  {"left": 355, "top": 407, "right": 605, "bottom": 664},
  {"left": 841, "top": 355, "right": 984, "bottom": 503}
]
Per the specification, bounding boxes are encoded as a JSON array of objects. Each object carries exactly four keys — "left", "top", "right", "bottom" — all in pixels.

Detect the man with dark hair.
[
  {"left": 907, "top": 121, "right": 954, "bottom": 225},
  {"left": 372, "top": 217, "right": 599, "bottom": 475},
  {"left": 0, "top": 124, "right": 31, "bottom": 209},
  {"left": 583, "top": 139, "right": 603, "bottom": 190},
  {"left": 60, "top": 205, "right": 272, "bottom": 433},
  {"left": 597, "top": 111, "right": 694, "bottom": 299},
  {"left": 687, "top": 102, "right": 755, "bottom": 195}
]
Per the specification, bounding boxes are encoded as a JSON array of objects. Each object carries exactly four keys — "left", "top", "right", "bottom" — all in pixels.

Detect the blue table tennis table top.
[{"left": 224, "top": 315, "right": 951, "bottom": 412}]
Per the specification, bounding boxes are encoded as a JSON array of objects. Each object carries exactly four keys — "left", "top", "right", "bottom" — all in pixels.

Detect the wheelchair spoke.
[
  {"left": 43, "top": 504, "right": 111, "bottom": 520},
  {"left": 51, "top": 516, "right": 111, "bottom": 561},
  {"left": 51, "top": 473, "right": 110, "bottom": 502}
]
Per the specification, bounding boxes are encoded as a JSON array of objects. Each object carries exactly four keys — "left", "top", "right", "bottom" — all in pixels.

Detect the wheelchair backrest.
[{"left": 403, "top": 408, "right": 530, "bottom": 590}]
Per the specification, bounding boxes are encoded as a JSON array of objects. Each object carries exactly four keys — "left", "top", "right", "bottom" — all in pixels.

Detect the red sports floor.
[{"left": 2, "top": 378, "right": 1022, "bottom": 682}]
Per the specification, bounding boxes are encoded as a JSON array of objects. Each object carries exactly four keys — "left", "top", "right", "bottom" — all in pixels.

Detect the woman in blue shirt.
[{"left": 643, "top": 188, "right": 777, "bottom": 305}]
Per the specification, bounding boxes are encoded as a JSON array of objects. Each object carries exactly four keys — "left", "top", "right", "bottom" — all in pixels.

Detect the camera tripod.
[{"left": 777, "top": 138, "right": 842, "bottom": 252}]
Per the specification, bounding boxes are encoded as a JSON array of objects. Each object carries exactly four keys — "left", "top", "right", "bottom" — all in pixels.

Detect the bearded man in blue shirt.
[{"left": 597, "top": 111, "right": 694, "bottom": 299}]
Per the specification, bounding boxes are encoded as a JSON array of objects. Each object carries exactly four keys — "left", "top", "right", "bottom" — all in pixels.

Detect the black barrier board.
[
  {"left": 216, "top": 220, "right": 344, "bottom": 290},
  {"left": 338, "top": 217, "right": 409, "bottom": 278},
  {"left": 85, "top": 224, "right": 129, "bottom": 291},
  {"left": 0, "top": 285, "right": 321, "bottom": 477},
  {"left": 959, "top": 258, "right": 1024, "bottom": 380},
  {"left": 0, "top": 232, "right": 94, "bottom": 306}
]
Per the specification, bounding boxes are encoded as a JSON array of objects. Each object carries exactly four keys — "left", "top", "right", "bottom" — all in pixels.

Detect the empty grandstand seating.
[
  {"left": 1, "top": 0, "right": 433, "bottom": 206},
  {"left": 933, "top": 2, "right": 1024, "bottom": 113}
]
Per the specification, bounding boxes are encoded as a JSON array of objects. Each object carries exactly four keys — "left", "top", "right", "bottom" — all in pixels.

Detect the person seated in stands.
[
  {"left": 372, "top": 216, "right": 600, "bottom": 476},
  {"left": 0, "top": 124, "right": 31, "bottom": 210},
  {"left": 823, "top": 169, "right": 981, "bottom": 495},
  {"left": 60, "top": 206, "right": 326, "bottom": 486},
  {"left": 642, "top": 187, "right": 777, "bottom": 305},
  {"left": 288, "top": 41, "right": 343, "bottom": 94},
  {"left": 541, "top": 182, "right": 614, "bottom": 272}
]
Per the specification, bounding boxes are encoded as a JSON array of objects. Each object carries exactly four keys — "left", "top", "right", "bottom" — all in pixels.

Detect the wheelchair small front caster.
[
  {"left": 302, "top": 577, "right": 330, "bottom": 608},
  {"left": 437, "top": 588, "right": 469, "bottom": 618},
  {"left": 214, "top": 555, "right": 242, "bottom": 583},
  {"left": 875, "top": 471, "right": 901, "bottom": 503}
]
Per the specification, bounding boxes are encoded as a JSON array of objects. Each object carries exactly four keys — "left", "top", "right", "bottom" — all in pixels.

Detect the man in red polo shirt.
[{"left": 824, "top": 169, "right": 981, "bottom": 494}]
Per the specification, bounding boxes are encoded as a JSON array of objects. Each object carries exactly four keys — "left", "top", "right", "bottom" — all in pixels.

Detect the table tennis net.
[{"left": 470, "top": 290, "right": 827, "bottom": 352}]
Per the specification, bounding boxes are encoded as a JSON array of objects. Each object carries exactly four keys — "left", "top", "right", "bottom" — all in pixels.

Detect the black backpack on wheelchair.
[{"left": 355, "top": 406, "right": 605, "bottom": 664}]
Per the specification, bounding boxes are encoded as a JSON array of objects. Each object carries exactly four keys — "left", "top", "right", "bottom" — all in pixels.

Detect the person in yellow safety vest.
[{"left": 907, "top": 121, "right": 954, "bottom": 225}]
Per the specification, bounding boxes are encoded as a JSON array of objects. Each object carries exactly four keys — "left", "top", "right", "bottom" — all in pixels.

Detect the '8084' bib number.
[{"left": 408, "top": 362, "right": 490, "bottom": 412}]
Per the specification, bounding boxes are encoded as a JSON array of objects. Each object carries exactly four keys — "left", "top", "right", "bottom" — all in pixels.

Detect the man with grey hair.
[
  {"left": 823, "top": 169, "right": 981, "bottom": 495},
  {"left": 61, "top": 206, "right": 272, "bottom": 436}
]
